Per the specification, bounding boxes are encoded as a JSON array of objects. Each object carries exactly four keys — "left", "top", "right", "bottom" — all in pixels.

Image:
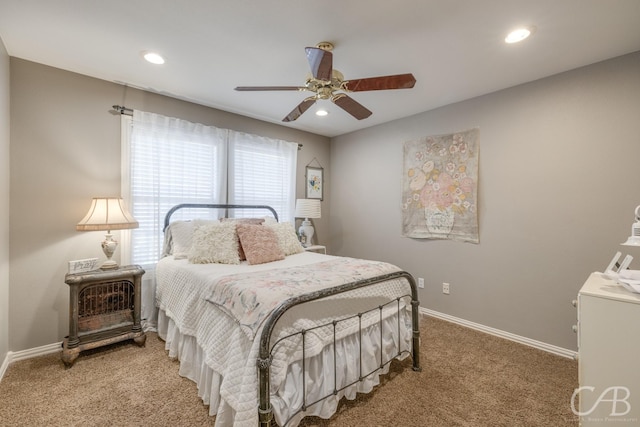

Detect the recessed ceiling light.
[
  {"left": 142, "top": 51, "right": 165, "bottom": 65},
  {"left": 315, "top": 109, "right": 329, "bottom": 117},
  {"left": 505, "top": 26, "right": 535, "bottom": 44}
]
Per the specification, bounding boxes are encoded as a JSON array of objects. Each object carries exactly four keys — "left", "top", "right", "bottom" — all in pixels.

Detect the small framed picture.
[{"left": 306, "top": 166, "right": 323, "bottom": 200}]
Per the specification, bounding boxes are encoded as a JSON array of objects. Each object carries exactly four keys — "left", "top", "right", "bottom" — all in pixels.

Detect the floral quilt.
[{"left": 204, "top": 257, "right": 402, "bottom": 338}]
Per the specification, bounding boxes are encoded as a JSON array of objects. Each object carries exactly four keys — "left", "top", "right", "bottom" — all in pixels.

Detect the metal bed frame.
[{"left": 163, "top": 204, "right": 421, "bottom": 427}]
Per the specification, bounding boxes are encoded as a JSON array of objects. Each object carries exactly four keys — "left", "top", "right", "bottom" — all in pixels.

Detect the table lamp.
[
  {"left": 76, "top": 197, "right": 139, "bottom": 270},
  {"left": 294, "top": 199, "right": 321, "bottom": 247}
]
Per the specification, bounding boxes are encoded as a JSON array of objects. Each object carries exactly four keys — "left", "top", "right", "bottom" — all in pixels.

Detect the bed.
[{"left": 155, "top": 204, "right": 421, "bottom": 427}]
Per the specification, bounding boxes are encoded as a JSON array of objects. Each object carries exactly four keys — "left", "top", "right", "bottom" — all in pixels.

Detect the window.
[
  {"left": 122, "top": 111, "right": 298, "bottom": 267},
  {"left": 121, "top": 111, "right": 298, "bottom": 330}
]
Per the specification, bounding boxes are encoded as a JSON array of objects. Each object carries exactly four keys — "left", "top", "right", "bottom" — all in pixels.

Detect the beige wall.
[
  {"left": 9, "top": 59, "right": 330, "bottom": 351},
  {"left": 0, "top": 38, "right": 9, "bottom": 363},
  {"left": 330, "top": 51, "right": 640, "bottom": 351},
  {"left": 8, "top": 52, "right": 640, "bottom": 353}
]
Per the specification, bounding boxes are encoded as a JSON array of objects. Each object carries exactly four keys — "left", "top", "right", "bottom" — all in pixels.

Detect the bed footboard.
[{"left": 257, "top": 271, "right": 421, "bottom": 427}]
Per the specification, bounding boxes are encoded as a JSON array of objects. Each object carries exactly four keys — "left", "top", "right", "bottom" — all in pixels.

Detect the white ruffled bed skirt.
[{"left": 157, "top": 308, "right": 411, "bottom": 427}]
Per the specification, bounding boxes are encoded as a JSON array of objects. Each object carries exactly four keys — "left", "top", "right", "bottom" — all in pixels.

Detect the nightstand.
[
  {"left": 304, "top": 245, "right": 327, "bottom": 254},
  {"left": 61, "top": 265, "right": 146, "bottom": 367}
]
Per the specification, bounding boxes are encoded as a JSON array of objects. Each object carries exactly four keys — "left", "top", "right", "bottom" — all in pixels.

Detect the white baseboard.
[
  {"left": 1, "top": 310, "right": 577, "bottom": 382},
  {"left": 10, "top": 341, "right": 62, "bottom": 362},
  {"left": 0, "top": 342, "right": 62, "bottom": 383},
  {"left": 420, "top": 308, "right": 578, "bottom": 360},
  {"left": 0, "top": 323, "right": 156, "bottom": 382},
  {"left": 0, "top": 352, "right": 9, "bottom": 381}
]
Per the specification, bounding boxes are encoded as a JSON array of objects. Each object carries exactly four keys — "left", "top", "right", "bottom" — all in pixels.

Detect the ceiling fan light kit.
[
  {"left": 315, "top": 41, "right": 334, "bottom": 52},
  {"left": 235, "top": 42, "right": 416, "bottom": 122}
]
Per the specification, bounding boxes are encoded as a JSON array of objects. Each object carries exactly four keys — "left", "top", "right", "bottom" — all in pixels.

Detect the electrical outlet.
[
  {"left": 418, "top": 278, "right": 425, "bottom": 289},
  {"left": 442, "top": 282, "right": 450, "bottom": 294}
]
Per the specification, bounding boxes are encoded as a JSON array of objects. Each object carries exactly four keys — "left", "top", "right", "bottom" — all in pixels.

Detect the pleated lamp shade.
[
  {"left": 77, "top": 198, "right": 138, "bottom": 232},
  {"left": 294, "top": 199, "right": 321, "bottom": 219}
]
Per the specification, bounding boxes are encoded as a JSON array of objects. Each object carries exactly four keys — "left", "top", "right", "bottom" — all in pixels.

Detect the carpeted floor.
[{"left": 0, "top": 316, "right": 579, "bottom": 426}]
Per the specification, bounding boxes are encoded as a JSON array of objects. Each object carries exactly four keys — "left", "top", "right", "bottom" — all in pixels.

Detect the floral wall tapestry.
[{"left": 402, "top": 128, "right": 479, "bottom": 243}]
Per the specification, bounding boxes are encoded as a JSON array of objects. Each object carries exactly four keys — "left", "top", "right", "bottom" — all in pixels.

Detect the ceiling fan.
[{"left": 234, "top": 42, "right": 416, "bottom": 122}]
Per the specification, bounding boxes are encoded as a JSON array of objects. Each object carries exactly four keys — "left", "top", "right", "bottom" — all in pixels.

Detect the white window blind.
[
  {"left": 228, "top": 131, "right": 297, "bottom": 221},
  {"left": 125, "top": 111, "right": 227, "bottom": 267}
]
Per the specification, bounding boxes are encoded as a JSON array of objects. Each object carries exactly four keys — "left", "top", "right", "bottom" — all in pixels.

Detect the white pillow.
[
  {"left": 262, "top": 216, "right": 278, "bottom": 225},
  {"left": 168, "top": 221, "right": 195, "bottom": 259},
  {"left": 266, "top": 222, "right": 304, "bottom": 256},
  {"left": 188, "top": 221, "right": 240, "bottom": 264},
  {"left": 165, "top": 219, "right": 218, "bottom": 259}
]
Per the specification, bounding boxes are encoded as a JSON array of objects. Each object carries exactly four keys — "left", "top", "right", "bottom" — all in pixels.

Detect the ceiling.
[{"left": 1, "top": 1, "right": 639, "bottom": 138}]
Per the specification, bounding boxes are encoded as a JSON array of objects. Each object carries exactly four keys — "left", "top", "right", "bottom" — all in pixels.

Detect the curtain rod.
[
  {"left": 111, "top": 104, "right": 302, "bottom": 149},
  {"left": 113, "top": 105, "right": 133, "bottom": 116}
]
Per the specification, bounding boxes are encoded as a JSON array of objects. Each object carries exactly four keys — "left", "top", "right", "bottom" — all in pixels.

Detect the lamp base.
[
  {"left": 100, "top": 233, "right": 120, "bottom": 270},
  {"left": 298, "top": 219, "right": 315, "bottom": 248},
  {"left": 622, "top": 236, "right": 640, "bottom": 246},
  {"left": 100, "top": 260, "right": 119, "bottom": 270},
  {"left": 622, "top": 222, "right": 640, "bottom": 246}
]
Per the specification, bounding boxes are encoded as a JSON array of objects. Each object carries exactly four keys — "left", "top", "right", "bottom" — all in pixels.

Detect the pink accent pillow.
[
  {"left": 221, "top": 218, "right": 265, "bottom": 260},
  {"left": 236, "top": 223, "right": 285, "bottom": 265}
]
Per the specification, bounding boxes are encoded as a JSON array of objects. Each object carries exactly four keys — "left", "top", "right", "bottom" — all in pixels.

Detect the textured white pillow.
[
  {"left": 188, "top": 221, "right": 240, "bottom": 264},
  {"left": 267, "top": 222, "right": 304, "bottom": 256}
]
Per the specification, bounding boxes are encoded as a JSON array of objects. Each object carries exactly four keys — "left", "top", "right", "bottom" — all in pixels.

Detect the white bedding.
[{"left": 156, "top": 251, "right": 413, "bottom": 426}]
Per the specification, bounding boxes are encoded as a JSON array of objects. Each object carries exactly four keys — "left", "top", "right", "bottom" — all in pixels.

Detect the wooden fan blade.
[
  {"left": 235, "top": 86, "right": 305, "bottom": 91},
  {"left": 283, "top": 97, "right": 317, "bottom": 122},
  {"left": 342, "top": 73, "right": 416, "bottom": 92},
  {"left": 331, "top": 93, "right": 372, "bottom": 120},
  {"left": 305, "top": 47, "right": 333, "bottom": 81}
]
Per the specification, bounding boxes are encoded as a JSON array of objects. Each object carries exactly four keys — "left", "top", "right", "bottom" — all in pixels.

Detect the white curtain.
[
  {"left": 121, "top": 111, "right": 227, "bottom": 330},
  {"left": 228, "top": 131, "right": 297, "bottom": 222},
  {"left": 121, "top": 111, "right": 298, "bottom": 331}
]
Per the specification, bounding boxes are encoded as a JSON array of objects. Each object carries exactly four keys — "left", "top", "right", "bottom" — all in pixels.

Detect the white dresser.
[{"left": 576, "top": 272, "right": 640, "bottom": 425}]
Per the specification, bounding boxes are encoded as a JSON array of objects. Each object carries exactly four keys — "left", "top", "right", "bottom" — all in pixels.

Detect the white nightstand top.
[{"left": 303, "top": 245, "right": 326, "bottom": 254}]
